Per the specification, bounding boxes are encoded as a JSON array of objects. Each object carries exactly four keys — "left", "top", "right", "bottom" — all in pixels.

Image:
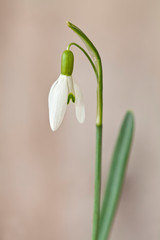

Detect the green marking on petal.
[{"left": 67, "top": 93, "right": 75, "bottom": 104}]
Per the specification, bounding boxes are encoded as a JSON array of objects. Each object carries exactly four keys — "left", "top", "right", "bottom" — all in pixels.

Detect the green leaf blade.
[{"left": 98, "top": 111, "right": 134, "bottom": 240}]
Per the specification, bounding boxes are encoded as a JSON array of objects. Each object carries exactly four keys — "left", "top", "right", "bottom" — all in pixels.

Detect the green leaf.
[{"left": 98, "top": 111, "right": 134, "bottom": 240}]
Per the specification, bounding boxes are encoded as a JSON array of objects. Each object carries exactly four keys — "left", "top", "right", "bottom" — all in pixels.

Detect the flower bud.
[{"left": 61, "top": 50, "right": 74, "bottom": 76}]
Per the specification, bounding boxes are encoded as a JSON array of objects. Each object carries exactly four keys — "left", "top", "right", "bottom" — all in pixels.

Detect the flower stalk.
[{"left": 67, "top": 21, "right": 103, "bottom": 240}]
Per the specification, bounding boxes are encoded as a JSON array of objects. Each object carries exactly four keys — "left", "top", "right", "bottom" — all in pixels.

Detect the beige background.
[{"left": 0, "top": 0, "right": 160, "bottom": 239}]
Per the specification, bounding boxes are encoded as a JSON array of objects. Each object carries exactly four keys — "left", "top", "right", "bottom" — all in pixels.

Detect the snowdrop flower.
[{"left": 48, "top": 50, "right": 85, "bottom": 131}]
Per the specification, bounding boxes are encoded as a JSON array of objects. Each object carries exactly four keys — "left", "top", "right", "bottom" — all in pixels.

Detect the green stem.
[
  {"left": 92, "top": 125, "right": 102, "bottom": 240},
  {"left": 92, "top": 58, "right": 103, "bottom": 240},
  {"left": 66, "top": 22, "right": 103, "bottom": 240}
]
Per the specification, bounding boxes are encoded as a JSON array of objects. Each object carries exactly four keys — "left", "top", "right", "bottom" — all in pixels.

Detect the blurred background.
[{"left": 0, "top": 0, "right": 160, "bottom": 239}]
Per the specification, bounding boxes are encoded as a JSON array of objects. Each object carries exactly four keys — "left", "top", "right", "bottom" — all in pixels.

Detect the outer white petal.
[
  {"left": 48, "top": 75, "right": 68, "bottom": 131},
  {"left": 74, "top": 81, "right": 85, "bottom": 123}
]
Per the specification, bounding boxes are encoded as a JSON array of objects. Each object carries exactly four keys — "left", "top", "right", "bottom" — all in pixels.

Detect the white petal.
[
  {"left": 67, "top": 76, "right": 75, "bottom": 95},
  {"left": 48, "top": 75, "right": 68, "bottom": 131},
  {"left": 74, "top": 81, "right": 85, "bottom": 123}
]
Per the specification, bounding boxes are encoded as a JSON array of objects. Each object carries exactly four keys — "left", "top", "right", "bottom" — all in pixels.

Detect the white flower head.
[{"left": 48, "top": 50, "right": 85, "bottom": 131}]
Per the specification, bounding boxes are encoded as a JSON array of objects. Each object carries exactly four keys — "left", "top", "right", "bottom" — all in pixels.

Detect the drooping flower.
[{"left": 48, "top": 50, "right": 85, "bottom": 131}]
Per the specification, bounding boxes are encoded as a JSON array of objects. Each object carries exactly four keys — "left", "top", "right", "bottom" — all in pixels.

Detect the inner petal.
[
  {"left": 67, "top": 76, "right": 75, "bottom": 104},
  {"left": 67, "top": 93, "right": 75, "bottom": 104}
]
